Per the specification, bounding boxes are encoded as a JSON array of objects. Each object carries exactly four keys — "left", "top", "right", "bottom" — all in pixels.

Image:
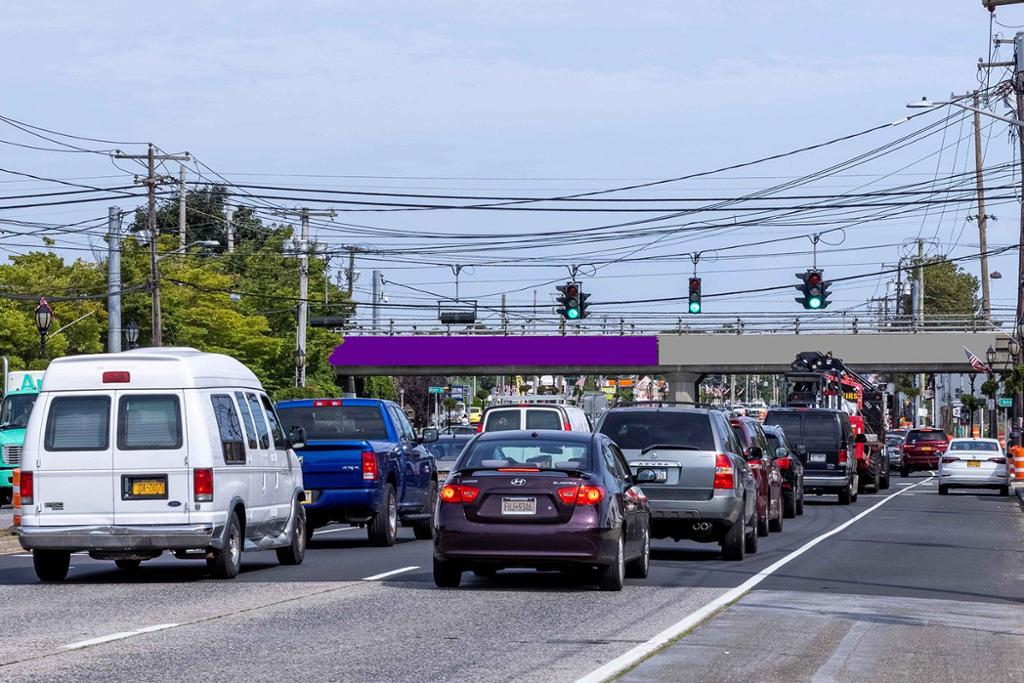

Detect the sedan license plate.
[
  {"left": 967, "top": 461, "right": 981, "bottom": 468},
  {"left": 809, "top": 453, "right": 827, "bottom": 463},
  {"left": 501, "top": 497, "right": 536, "bottom": 516}
]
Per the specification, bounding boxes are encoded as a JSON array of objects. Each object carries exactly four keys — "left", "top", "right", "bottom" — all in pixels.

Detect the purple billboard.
[{"left": 329, "top": 335, "right": 658, "bottom": 369}]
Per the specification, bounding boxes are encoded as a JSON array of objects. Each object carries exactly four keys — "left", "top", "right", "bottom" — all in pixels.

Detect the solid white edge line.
[
  {"left": 313, "top": 526, "right": 360, "bottom": 536},
  {"left": 62, "top": 623, "right": 179, "bottom": 651},
  {"left": 362, "top": 566, "right": 419, "bottom": 581},
  {"left": 574, "top": 475, "right": 934, "bottom": 683}
]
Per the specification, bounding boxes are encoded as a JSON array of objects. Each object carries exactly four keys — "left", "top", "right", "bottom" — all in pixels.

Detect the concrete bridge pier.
[{"left": 664, "top": 371, "right": 704, "bottom": 405}]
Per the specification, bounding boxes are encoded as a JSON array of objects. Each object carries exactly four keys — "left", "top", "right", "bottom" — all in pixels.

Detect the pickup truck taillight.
[
  {"left": 194, "top": 468, "right": 213, "bottom": 502},
  {"left": 20, "top": 470, "right": 33, "bottom": 505},
  {"left": 361, "top": 451, "right": 378, "bottom": 481},
  {"left": 838, "top": 449, "right": 848, "bottom": 464},
  {"left": 713, "top": 453, "right": 734, "bottom": 489},
  {"left": 440, "top": 484, "right": 479, "bottom": 503}
]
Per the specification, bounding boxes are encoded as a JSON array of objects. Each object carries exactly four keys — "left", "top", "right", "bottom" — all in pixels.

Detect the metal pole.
[
  {"left": 972, "top": 91, "right": 992, "bottom": 322},
  {"left": 147, "top": 144, "right": 162, "bottom": 347},
  {"left": 371, "top": 270, "right": 382, "bottom": 333},
  {"left": 347, "top": 247, "right": 356, "bottom": 296},
  {"left": 225, "top": 207, "right": 234, "bottom": 253},
  {"left": 915, "top": 239, "right": 925, "bottom": 422},
  {"left": 296, "top": 209, "right": 309, "bottom": 387},
  {"left": 178, "top": 163, "right": 187, "bottom": 250},
  {"left": 107, "top": 206, "right": 122, "bottom": 353},
  {"left": 1015, "top": 31, "right": 1024, "bottom": 431}
]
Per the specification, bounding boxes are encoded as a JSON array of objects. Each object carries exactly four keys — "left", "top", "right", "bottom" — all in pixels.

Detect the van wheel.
[
  {"left": 598, "top": 534, "right": 626, "bottom": 591},
  {"left": 208, "top": 512, "right": 242, "bottom": 579},
  {"left": 368, "top": 484, "right": 398, "bottom": 547},
  {"left": 413, "top": 481, "right": 436, "bottom": 540},
  {"left": 626, "top": 526, "right": 650, "bottom": 579},
  {"left": 433, "top": 557, "right": 462, "bottom": 588},
  {"left": 721, "top": 517, "right": 745, "bottom": 561},
  {"left": 838, "top": 481, "right": 853, "bottom": 505},
  {"left": 276, "top": 502, "right": 306, "bottom": 566},
  {"left": 33, "top": 550, "right": 70, "bottom": 582},
  {"left": 115, "top": 559, "right": 141, "bottom": 571}
]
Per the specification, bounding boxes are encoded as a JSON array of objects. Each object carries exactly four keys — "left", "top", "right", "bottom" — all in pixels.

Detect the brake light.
[
  {"left": 193, "top": 468, "right": 213, "bottom": 502},
  {"left": 776, "top": 456, "right": 791, "bottom": 470},
  {"left": 941, "top": 456, "right": 959, "bottom": 464},
  {"left": 989, "top": 456, "right": 1007, "bottom": 464},
  {"left": 102, "top": 371, "right": 130, "bottom": 383},
  {"left": 440, "top": 484, "right": 479, "bottom": 503},
  {"left": 476, "top": 422, "right": 483, "bottom": 433},
  {"left": 497, "top": 468, "right": 540, "bottom": 472},
  {"left": 838, "top": 449, "right": 848, "bottom": 464},
  {"left": 713, "top": 453, "right": 734, "bottom": 489},
  {"left": 557, "top": 485, "right": 605, "bottom": 505},
  {"left": 313, "top": 399, "right": 343, "bottom": 407},
  {"left": 361, "top": 451, "right": 378, "bottom": 481},
  {"left": 563, "top": 422, "right": 572, "bottom": 431},
  {"left": 20, "top": 470, "right": 33, "bottom": 505}
]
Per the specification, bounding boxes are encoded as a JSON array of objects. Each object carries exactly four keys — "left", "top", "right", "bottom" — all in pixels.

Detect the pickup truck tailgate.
[
  {"left": 627, "top": 447, "right": 717, "bottom": 501},
  {"left": 299, "top": 441, "right": 375, "bottom": 489}
]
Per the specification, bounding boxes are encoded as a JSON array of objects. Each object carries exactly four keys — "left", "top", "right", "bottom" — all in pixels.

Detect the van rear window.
[
  {"left": 526, "top": 409, "right": 563, "bottom": 430},
  {"left": 278, "top": 405, "right": 389, "bottom": 441},
  {"left": 484, "top": 409, "right": 521, "bottom": 432},
  {"left": 117, "top": 395, "right": 182, "bottom": 450},
  {"left": 45, "top": 396, "right": 111, "bottom": 451}
]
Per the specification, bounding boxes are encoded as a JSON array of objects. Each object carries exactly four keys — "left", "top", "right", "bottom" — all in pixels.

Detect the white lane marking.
[
  {"left": 62, "top": 623, "right": 179, "bottom": 651},
  {"left": 313, "top": 526, "right": 360, "bottom": 536},
  {"left": 575, "top": 475, "right": 934, "bottom": 683},
  {"left": 362, "top": 566, "right": 419, "bottom": 581}
]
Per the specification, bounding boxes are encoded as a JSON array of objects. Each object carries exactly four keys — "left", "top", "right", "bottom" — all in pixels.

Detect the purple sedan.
[{"left": 432, "top": 430, "right": 651, "bottom": 591}]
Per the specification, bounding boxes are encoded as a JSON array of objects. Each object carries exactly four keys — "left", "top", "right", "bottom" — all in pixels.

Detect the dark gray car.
[{"left": 596, "top": 407, "right": 759, "bottom": 561}]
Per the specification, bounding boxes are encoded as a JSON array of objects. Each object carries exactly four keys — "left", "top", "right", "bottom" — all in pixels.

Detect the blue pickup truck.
[{"left": 276, "top": 398, "right": 439, "bottom": 546}]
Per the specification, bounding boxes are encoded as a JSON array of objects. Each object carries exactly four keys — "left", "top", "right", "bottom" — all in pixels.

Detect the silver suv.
[{"left": 596, "top": 407, "right": 759, "bottom": 561}]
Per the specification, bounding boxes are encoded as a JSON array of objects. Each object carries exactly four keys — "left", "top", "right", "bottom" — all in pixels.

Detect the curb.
[{"left": 0, "top": 528, "right": 21, "bottom": 555}]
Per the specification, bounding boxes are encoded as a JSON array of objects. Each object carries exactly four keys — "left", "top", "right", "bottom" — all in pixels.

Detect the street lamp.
[
  {"left": 149, "top": 239, "right": 221, "bottom": 347},
  {"left": 124, "top": 319, "right": 140, "bottom": 350},
  {"left": 293, "top": 348, "right": 306, "bottom": 388},
  {"left": 34, "top": 297, "right": 53, "bottom": 357}
]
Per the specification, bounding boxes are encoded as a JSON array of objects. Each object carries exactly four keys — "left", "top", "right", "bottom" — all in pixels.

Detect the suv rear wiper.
[{"left": 641, "top": 443, "right": 700, "bottom": 454}]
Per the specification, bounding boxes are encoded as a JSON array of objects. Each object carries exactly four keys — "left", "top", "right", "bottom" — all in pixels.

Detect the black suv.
[{"left": 762, "top": 408, "right": 859, "bottom": 505}]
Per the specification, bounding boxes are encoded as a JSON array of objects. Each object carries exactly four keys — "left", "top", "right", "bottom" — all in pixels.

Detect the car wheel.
[
  {"left": 433, "top": 557, "right": 462, "bottom": 588},
  {"left": 769, "top": 500, "right": 784, "bottom": 533},
  {"left": 114, "top": 559, "right": 141, "bottom": 571},
  {"left": 33, "top": 550, "right": 71, "bottom": 583},
  {"left": 598, "top": 534, "right": 626, "bottom": 591},
  {"left": 626, "top": 526, "right": 650, "bottom": 579},
  {"left": 276, "top": 501, "right": 307, "bottom": 566},
  {"left": 208, "top": 512, "right": 243, "bottom": 579},
  {"left": 744, "top": 510, "right": 758, "bottom": 555},
  {"left": 756, "top": 505, "right": 769, "bottom": 537},
  {"left": 838, "top": 481, "right": 853, "bottom": 505},
  {"left": 783, "top": 492, "right": 797, "bottom": 519},
  {"left": 796, "top": 486, "right": 805, "bottom": 516},
  {"left": 413, "top": 481, "right": 436, "bottom": 540},
  {"left": 900, "top": 465, "right": 909, "bottom": 478},
  {"left": 1000, "top": 485, "right": 1010, "bottom": 497},
  {"left": 721, "top": 516, "right": 746, "bottom": 561},
  {"left": 938, "top": 485, "right": 949, "bottom": 496},
  {"left": 368, "top": 484, "right": 398, "bottom": 547}
]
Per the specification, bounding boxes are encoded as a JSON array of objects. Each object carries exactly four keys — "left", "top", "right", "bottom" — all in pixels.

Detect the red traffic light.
[
  {"left": 688, "top": 277, "right": 701, "bottom": 292},
  {"left": 806, "top": 271, "right": 822, "bottom": 285},
  {"left": 565, "top": 283, "right": 579, "bottom": 297}
]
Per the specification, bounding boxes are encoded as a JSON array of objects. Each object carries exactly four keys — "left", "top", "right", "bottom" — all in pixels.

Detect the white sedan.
[{"left": 937, "top": 438, "right": 1010, "bottom": 496}]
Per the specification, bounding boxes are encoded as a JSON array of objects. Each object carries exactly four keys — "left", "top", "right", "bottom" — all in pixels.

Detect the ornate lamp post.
[
  {"left": 293, "top": 348, "right": 307, "bottom": 388},
  {"left": 986, "top": 345, "right": 998, "bottom": 439},
  {"left": 123, "top": 319, "right": 140, "bottom": 350},
  {"left": 34, "top": 297, "right": 54, "bottom": 357}
]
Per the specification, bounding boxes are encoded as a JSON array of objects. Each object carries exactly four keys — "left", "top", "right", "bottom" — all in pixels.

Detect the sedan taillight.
[
  {"left": 713, "top": 453, "right": 734, "bottom": 489},
  {"left": 941, "top": 456, "right": 959, "bottom": 464},
  {"left": 989, "top": 456, "right": 1007, "bottom": 464},
  {"left": 440, "top": 484, "right": 479, "bottom": 504},
  {"left": 557, "top": 485, "right": 604, "bottom": 505}
]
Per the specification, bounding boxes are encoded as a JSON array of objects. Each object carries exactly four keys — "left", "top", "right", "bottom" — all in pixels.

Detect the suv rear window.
[
  {"left": 278, "top": 405, "right": 389, "bottom": 441},
  {"left": 907, "top": 430, "right": 948, "bottom": 443},
  {"left": 45, "top": 395, "right": 111, "bottom": 451},
  {"left": 598, "top": 411, "right": 715, "bottom": 451}
]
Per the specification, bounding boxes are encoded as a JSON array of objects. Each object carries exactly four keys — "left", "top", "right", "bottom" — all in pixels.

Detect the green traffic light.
[
  {"left": 567, "top": 308, "right": 580, "bottom": 319},
  {"left": 689, "top": 301, "right": 701, "bottom": 314},
  {"left": 808, "top": 296, "right": 822, "bottom": 309}
]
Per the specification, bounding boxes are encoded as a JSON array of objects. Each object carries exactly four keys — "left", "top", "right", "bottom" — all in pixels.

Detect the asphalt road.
[{"left": 0, "top": 475, "right": 1020, "bottom": 682}]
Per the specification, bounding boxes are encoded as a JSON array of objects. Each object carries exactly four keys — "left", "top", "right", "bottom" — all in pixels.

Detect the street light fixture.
[
  {"left": 34, "top": 297, "right": 53, "bottom": 357},
  {"left": 293, "top": 347, "right": 306, "bottom": 388},
  {"left": 124, "top": 319, "right": 140, "bottom": 350}
]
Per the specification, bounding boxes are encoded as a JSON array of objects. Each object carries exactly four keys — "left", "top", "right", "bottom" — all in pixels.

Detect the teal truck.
[{"left": 0, "top": 370, "right": 42, "bottom": 505}]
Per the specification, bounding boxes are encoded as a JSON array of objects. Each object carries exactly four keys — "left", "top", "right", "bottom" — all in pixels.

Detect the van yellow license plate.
[{"left": 132, "top": 479, "right": 166, "bottom": 497}]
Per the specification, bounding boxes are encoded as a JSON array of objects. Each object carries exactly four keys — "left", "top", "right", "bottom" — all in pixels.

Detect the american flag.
[{"left": 963, "top": 346, "right": 990, "bottom": 373}]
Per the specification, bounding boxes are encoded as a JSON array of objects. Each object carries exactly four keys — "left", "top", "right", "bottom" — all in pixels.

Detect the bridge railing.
[{"left": 338, "top": 314, "right": 1007, "bottom": 336}]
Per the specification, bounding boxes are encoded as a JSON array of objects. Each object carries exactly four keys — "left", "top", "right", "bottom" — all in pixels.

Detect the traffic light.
[
  {"left": 795, "top": 269, "right": 831, "bottom": 310},
  {"left": 688, "top": 277, "right": 702, "bottom": 314},
  {"left": 556, "top": 281, "right": 590, "bottom": 320}
]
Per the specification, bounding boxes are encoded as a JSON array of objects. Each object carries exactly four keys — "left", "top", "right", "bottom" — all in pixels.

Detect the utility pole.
[
  {"left": 107, "top": 206, "right": 122, "bottom": 353},
  {"left": 972, "top": 90, "right": 993, "bottom": 322},
  {"left": 1015, "top": 31, "right": 1024, "bottom": 432},
  {"left": 346, "top": 246, "right": 358, "bottom": 296},
  {"left": 178, "top": 163, "right": 187, "bottom": 250},
  {"left": 115, "top": 144, "right": 191, "bottom": 347},
  {"left": 371, "top": 269, "right": 382, "bottom": 333},
  {"left": 225, "top": 207, "right": 234, "bottom": 253},
  {"left": 914, "top": 238, "right": 926, "bottom": 423}
]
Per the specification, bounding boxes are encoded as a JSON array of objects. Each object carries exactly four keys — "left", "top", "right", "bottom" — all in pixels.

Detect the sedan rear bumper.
[
  {"left": 938, "top": 470, "right": 1008, "bottom": 487},
  {"left": 435, "top": 524, "right": 618, "bottom": 567},
  {"left": 18, "top": 524, "right": 219, "bottom": 552}
]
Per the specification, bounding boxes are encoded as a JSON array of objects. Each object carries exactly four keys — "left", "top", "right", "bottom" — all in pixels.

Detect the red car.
[
  {"left": 900, "top": 427, "right": 949, "bottom": 477},
  {"left": 730, "top": 417, "right": 784, "bottom": 536}
]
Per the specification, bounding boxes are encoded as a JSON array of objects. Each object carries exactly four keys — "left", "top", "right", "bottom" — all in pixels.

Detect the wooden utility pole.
[
  {"left": 972, "top": 91, "right": 992, "bottom": 322},
  {"left": 178, "top": 163, "right": 187, "bottom": 249}
]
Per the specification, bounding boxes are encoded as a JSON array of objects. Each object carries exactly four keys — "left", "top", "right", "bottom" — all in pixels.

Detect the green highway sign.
[
  {"left": 998, "top": 397, "right": 1013, "bottom": 408},
  {"left": 428, "top": 386, "right": 445, "bottom": 394}
]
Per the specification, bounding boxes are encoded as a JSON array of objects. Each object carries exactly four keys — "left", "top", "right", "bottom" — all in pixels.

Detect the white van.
[
  {"left": 479, "top": 403, "right": 591, "bottom": 433},
  {"left": 17, "top": 348, "right": 306, "bottom": 582}
]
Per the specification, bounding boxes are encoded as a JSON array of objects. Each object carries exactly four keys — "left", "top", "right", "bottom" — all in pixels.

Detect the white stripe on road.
[
  {"left": 312, "top": 526, "right": 360, "bottom": 536},
  {"left": 575, "top": 475, "right": 935, "bottom": 683},
  {"left": 62, "top": 623, "right": 179, "bottom": 651},
  {"left": 362, "top": 566, "right": 419, "bottom": 581}
]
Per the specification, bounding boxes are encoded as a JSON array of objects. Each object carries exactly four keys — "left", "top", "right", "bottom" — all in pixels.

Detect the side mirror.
[
  {"left": 747, "top": 446, "right": 763, "bottom": 460},
  {"left": 775, "top": 447, "right": 788, "bottom": 459},
  {"left": 420, "top": 427, "right": 439, "bottom": 444},
  {"left": 635, "top": 468, "right": 659, "bottom": 484},
  {"left": 854, "top": 434, "right": 868, "bottom": 444},
  {"left": 287, "top": 426, "right": 307, "bottom": 450}
]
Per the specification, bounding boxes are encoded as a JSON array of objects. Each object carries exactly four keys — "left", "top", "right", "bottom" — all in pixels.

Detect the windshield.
[
  {"left": 886, "top": 437, "right": 904, "bottom": 447},
  {"left": 907, "top": 430, "right": 947, "bottom": 443},
  {"left": 949, "top": 440, "right": 1000, "bottom": 452},
  {"left": 278, "top": 405, "right": 389, "bottom": 441},
  {"left": 426, "top": 438, "right": 471, "bottom": 461},
  {"left": 0, "top": 393, "right": 37, "bottom": 429},
  {"left": 458, "top": 438, "right": 592, "bottom": 471},
  {"left": 598, "top": 411, "right": 715, "bottom": 451},
  {"left": 764, "top": 412, "right": 839, "bottom": 451}
]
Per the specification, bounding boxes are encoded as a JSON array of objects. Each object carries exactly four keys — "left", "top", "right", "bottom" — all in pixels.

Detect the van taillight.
[
  {"left": 713, "top": 453, "right": 734, "bottom": 489},
  {"left": 838, "top": 449, "right": 848, "bottom": 464},
  {"left": 361, "top": 451, "right": 378, "bottom": 481},
  {"left": 20, "top": 471, "right": 33, "bottom": 505},
  {"left": 102, "top": 371, "right": 130, "bottom": 383},
  {"left": 193, "top": 468, "right": 213, "bottom": 502}
]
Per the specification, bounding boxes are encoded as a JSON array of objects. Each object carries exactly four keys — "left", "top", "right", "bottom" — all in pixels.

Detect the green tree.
[{"left": 904, "top": 257, "right": 981, "bottom": 318}]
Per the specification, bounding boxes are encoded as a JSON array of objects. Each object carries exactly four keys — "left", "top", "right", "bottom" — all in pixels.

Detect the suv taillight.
[
  {"left": 713, "top": 453, "right": 734, "bottom": 489},
  {"left": 193, "top": 468, "right": 213, "bottom": 502},
  {"left": 838, "top": 449, "right": 848, "bottom": 464},
  {"left": 361, "top": 451, "right": 378, "bottom": 481},
  {"left": 20, "top": 470, "right": 33, "bottom": 505},
  {"left": 776, "top": 456, "right": 791, "bottom": 470},
  {"left": 476, "top": 422, "right": 483, "bottom": 433},
  {"left": 440, "top": 484, "right": 479, "bottom": 503}
]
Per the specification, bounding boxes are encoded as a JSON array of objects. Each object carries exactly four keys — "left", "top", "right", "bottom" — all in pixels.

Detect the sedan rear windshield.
[
  {"left": 907, "top": 430, "right": 948, "bottom": 443},
  {"left": 426, "top": 438, "right": 471, "bottom": 461},
  {"left": 278, "top": 405, "right": 389, "bottom": 441},
  {"left": 458, "top": 439, "right": 592, "bottom": 471},
  {"left": 598, "top": 411, "right": 715, "bottom": 451},
  {"left": 949, "top": 440, "right": 1000, "bottom": 452}
]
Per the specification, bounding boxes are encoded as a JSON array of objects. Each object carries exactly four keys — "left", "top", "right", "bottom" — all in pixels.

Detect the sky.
[{"left": 1, "top": 0, "right": 1023, "bottom": 331}]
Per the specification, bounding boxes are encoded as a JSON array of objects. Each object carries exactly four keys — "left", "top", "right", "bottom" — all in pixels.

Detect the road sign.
[
  {"left": 998, "top": 397, "right": 1013, "bottom": 408},
  {"left": 428, "top": 386, "right": 445, "bottom": 394}
]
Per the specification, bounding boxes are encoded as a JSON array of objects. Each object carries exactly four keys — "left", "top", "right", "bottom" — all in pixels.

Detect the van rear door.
[
  {"left": 111, "top": 391, "right": 190, "bottom": 525},
  {"left": 34, "top": 392, "right": 116, "bottom": 526}
]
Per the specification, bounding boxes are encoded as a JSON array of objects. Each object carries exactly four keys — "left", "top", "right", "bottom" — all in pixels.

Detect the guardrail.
[{"left": 338, "top": 314, "right": 1008, "bottom": 336}]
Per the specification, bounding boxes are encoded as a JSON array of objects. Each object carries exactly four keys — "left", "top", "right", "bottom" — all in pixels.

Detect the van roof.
[{"left": 40, "top": 347, "right": 263, "bottom": 392}]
